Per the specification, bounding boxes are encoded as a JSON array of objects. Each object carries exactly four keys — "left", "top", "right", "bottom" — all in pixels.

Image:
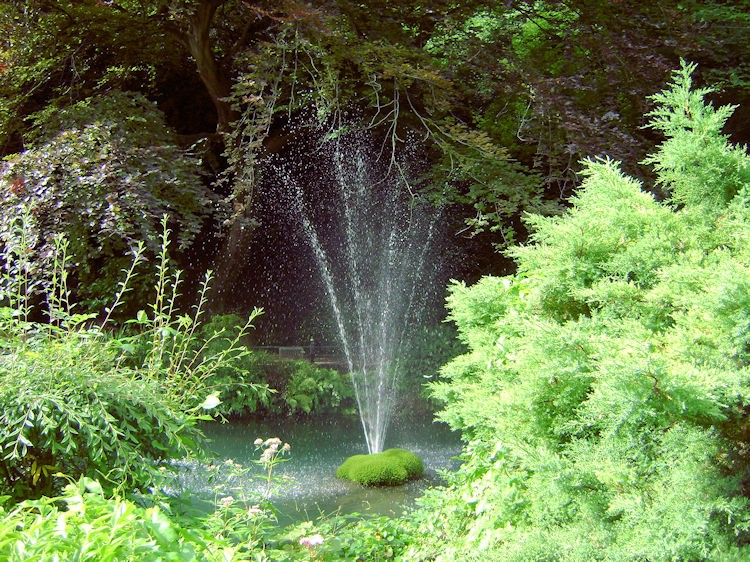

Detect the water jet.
[{"left": 280, "top": 129, "right": 443, "bottom": 453}]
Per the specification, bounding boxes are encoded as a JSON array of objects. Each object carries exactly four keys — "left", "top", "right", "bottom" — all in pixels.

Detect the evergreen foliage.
[{"left": 414, "top": 62, "right": 750, "bottom": 559}]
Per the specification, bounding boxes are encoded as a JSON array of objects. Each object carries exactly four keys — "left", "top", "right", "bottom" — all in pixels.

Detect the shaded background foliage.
[
  {"left": 0, "top": 91, "right": 211, "bottom": 312},
  {"left": 3, "top": 2, "right": 750, "bottom": 330}
]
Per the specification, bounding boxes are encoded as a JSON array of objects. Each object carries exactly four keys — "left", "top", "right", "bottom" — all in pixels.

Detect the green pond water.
[{"left": 175, "top": 415, "right": 461, "bottom": 524}]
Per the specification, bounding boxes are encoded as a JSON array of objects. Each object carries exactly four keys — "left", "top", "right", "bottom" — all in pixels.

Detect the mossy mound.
[{"left": 336, "top": 448, "right": 424, "bottom": 486}]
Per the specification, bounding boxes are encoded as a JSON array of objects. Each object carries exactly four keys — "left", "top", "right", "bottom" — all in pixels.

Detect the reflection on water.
[{"left": 173, "top": 416, "right": 461, "bottom": 523}]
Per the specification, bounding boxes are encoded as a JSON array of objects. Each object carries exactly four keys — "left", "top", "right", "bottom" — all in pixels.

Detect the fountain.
[
  {"left": 187, "top": 416, "right": 462, "bottom": 523},
  {"left": 278, "top": 129, "right": 443, "bottom": 454}
]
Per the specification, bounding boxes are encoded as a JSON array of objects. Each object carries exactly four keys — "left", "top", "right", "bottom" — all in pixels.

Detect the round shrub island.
[{"left": 336, "top": 448, "right": 424, "bottom": 486}]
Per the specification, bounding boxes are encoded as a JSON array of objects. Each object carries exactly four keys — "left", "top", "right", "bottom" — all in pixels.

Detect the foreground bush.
[
  {"left": 0, "top": 434, "right": 304, "bottom": 561},
  {"left": 0, "top": 325, "right": 199, "bottom": 501},
  {"left": 0, "top": 218, "right": 259, "bottom": 503},
  {"left": 0, "top": 479, "right": 236, "bottom": 561},
  {"left": 408, "top": 62, "right": 750, "bottom": 559}
]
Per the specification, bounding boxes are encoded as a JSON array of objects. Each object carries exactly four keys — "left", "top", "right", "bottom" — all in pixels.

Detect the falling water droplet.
[{"left": 275, "top": 126, "right": 444, "bottom": 454}]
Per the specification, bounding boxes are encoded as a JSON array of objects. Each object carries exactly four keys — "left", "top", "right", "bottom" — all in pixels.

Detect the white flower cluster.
[{"left": 253, "top": 436, "right": 291, "bottom": 463}]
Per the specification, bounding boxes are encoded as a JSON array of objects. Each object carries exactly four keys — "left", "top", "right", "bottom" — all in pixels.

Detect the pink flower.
[
  {"left": 247, "top": 505, "right": 262, "bottom": 516},
  {"left": 253, "top": 438, "right": 263, "bottom": 446},
  {"left": 299, "top": 534, "right": 324, "bottom": 547},
  {"left": 283, "top": 442, "right": 291, "bottom": 452},
  {"left": 219, "top": 496, "right": 234, "bottom": 508}
]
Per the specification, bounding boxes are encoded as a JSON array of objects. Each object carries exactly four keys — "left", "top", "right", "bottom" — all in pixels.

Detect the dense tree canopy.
[
  {"left": 0, "top": 91, "right": 210, "bottom": 309},
  {"left": 1, "top": 0, "right": 750, "bottom": 308}
]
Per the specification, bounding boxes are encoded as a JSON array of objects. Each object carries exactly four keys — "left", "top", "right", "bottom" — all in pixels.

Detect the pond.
[{"left": 174, "top": 415, "right": 462, "bottom": 525}]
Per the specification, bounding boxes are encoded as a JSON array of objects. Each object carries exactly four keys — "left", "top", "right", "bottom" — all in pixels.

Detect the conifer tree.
[{"left": 419, "top": 61, "right": 750, "bottom": 560}]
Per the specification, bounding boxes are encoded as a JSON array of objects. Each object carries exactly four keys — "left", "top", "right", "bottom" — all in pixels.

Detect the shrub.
[
  {"left": 0, "top": 216, "right": 260, "bottom": 503},
  {"left": 0, "top": 91, "right": 211, "bottom": 313},
  {"left": 290, "top": 513, "right": 412, "bottom": 561},
  {"left": 0, "top": 437, "right": 302, "bottom": 561},
  {"left": 412, "top": 61, "right": 750, "bottom": 560},
  {"left": 0, "top": 479, "right": 242, "bottom": 561},
  {"left": 187, "top": 314, "right": 355, "bottom": 418},
  {"left": 0, "top": 326, "right": 199, "bottom": 501},
  {"left": 336, "top": 449, "right": 423, "bottom": 486},
  {"left": 280, "top": 358, "right": 355, "bottom": 416}
]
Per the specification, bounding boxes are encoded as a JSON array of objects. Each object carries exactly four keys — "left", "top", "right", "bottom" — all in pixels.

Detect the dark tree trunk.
[{"left": 187, "top": 0, "right": 239, "bottom": 132}]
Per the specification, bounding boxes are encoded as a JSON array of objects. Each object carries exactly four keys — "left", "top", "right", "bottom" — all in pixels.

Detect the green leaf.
[{"left": 199, "top": 392, "right": 222, "bottom": 411}]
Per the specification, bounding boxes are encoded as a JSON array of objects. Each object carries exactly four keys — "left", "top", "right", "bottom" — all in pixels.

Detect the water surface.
[{"left": 181, "top": 416, "right": 461, "bottom": 524}]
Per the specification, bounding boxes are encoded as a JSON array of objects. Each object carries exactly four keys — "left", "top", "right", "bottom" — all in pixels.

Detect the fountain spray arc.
[{"left": 291, "top": 134, "right": 442, "bottom": 454}]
